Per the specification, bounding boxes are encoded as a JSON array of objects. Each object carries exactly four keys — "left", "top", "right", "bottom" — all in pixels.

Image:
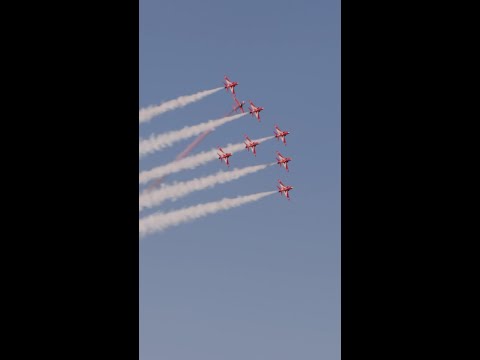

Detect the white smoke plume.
[
  {"left": 139, "top": 87, "right": 223, "bottom": 123},
  {"left": 139, "top": 163, "right": 274, "bottom": 211},
  {"left": 139, "top": 136, "right": 275, "bottom": 185},
  {"left": 139, "top": 113, "right": 247, "bottom": 158},
  {"left": 139, "top": 191, "right": 277, "bottom": 237}
]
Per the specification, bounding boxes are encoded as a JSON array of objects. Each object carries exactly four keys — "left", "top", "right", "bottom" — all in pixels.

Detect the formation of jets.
[{"left": 222, "top": 75, "right": 294, "bottom": 200}]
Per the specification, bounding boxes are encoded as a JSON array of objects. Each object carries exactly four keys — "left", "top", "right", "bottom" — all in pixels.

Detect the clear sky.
[{"left": 140, "top": 0, "right": 340, "bottom": 359}]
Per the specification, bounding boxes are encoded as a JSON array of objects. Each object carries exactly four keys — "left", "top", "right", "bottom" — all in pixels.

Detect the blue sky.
[{"left": 140, "top": 0, "right": 340, "bottom": 358}]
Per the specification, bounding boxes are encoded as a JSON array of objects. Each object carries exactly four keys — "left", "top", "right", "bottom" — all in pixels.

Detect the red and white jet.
[
  {"left": 217, "top": 147, "right": 232, "bottom": 167},
  {"left": 274, "top": 125, "right": 290, "bottom": 145},
  {"left": 276, "top": 151, "right": 292, "bottom": 172},
  {"left": 232, "top": 97, "right": 246, "bottom": 113},
  {"left": 223, "top": 76, "right": 238, "bottom": 95},
  {"left": 277, "top": 180, "right": 294, "bottom": 200},
  {"left": 248, "top": 100, "right": 264, "bottom": 122},
  {"left": 244, "top": 135, "right": 260, "bottom": 156}
]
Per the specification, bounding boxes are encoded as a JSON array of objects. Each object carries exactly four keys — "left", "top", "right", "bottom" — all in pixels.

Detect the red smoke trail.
[
  {"left": 146, "top": 129, "right": 212, "bottom": 191},
  {"left": 175, "top": 129, "right": 212, "bottom": 161}
]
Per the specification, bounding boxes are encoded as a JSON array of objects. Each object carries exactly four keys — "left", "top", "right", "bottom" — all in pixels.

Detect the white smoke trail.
[
  {"left": 139, "top": 113, "right": 247, "bottom": 158},
  {"left": 139, "top": 191, "right": 277, "bottom": 237},
  {"left": 139, "top": 87, "right": 223, "bottom": 123},
  {"left": 139, "top": 136, "right": 275, "bottom": 185},
  {"left": 139, "top": 163, "right": 274, "bottom": 211}
]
